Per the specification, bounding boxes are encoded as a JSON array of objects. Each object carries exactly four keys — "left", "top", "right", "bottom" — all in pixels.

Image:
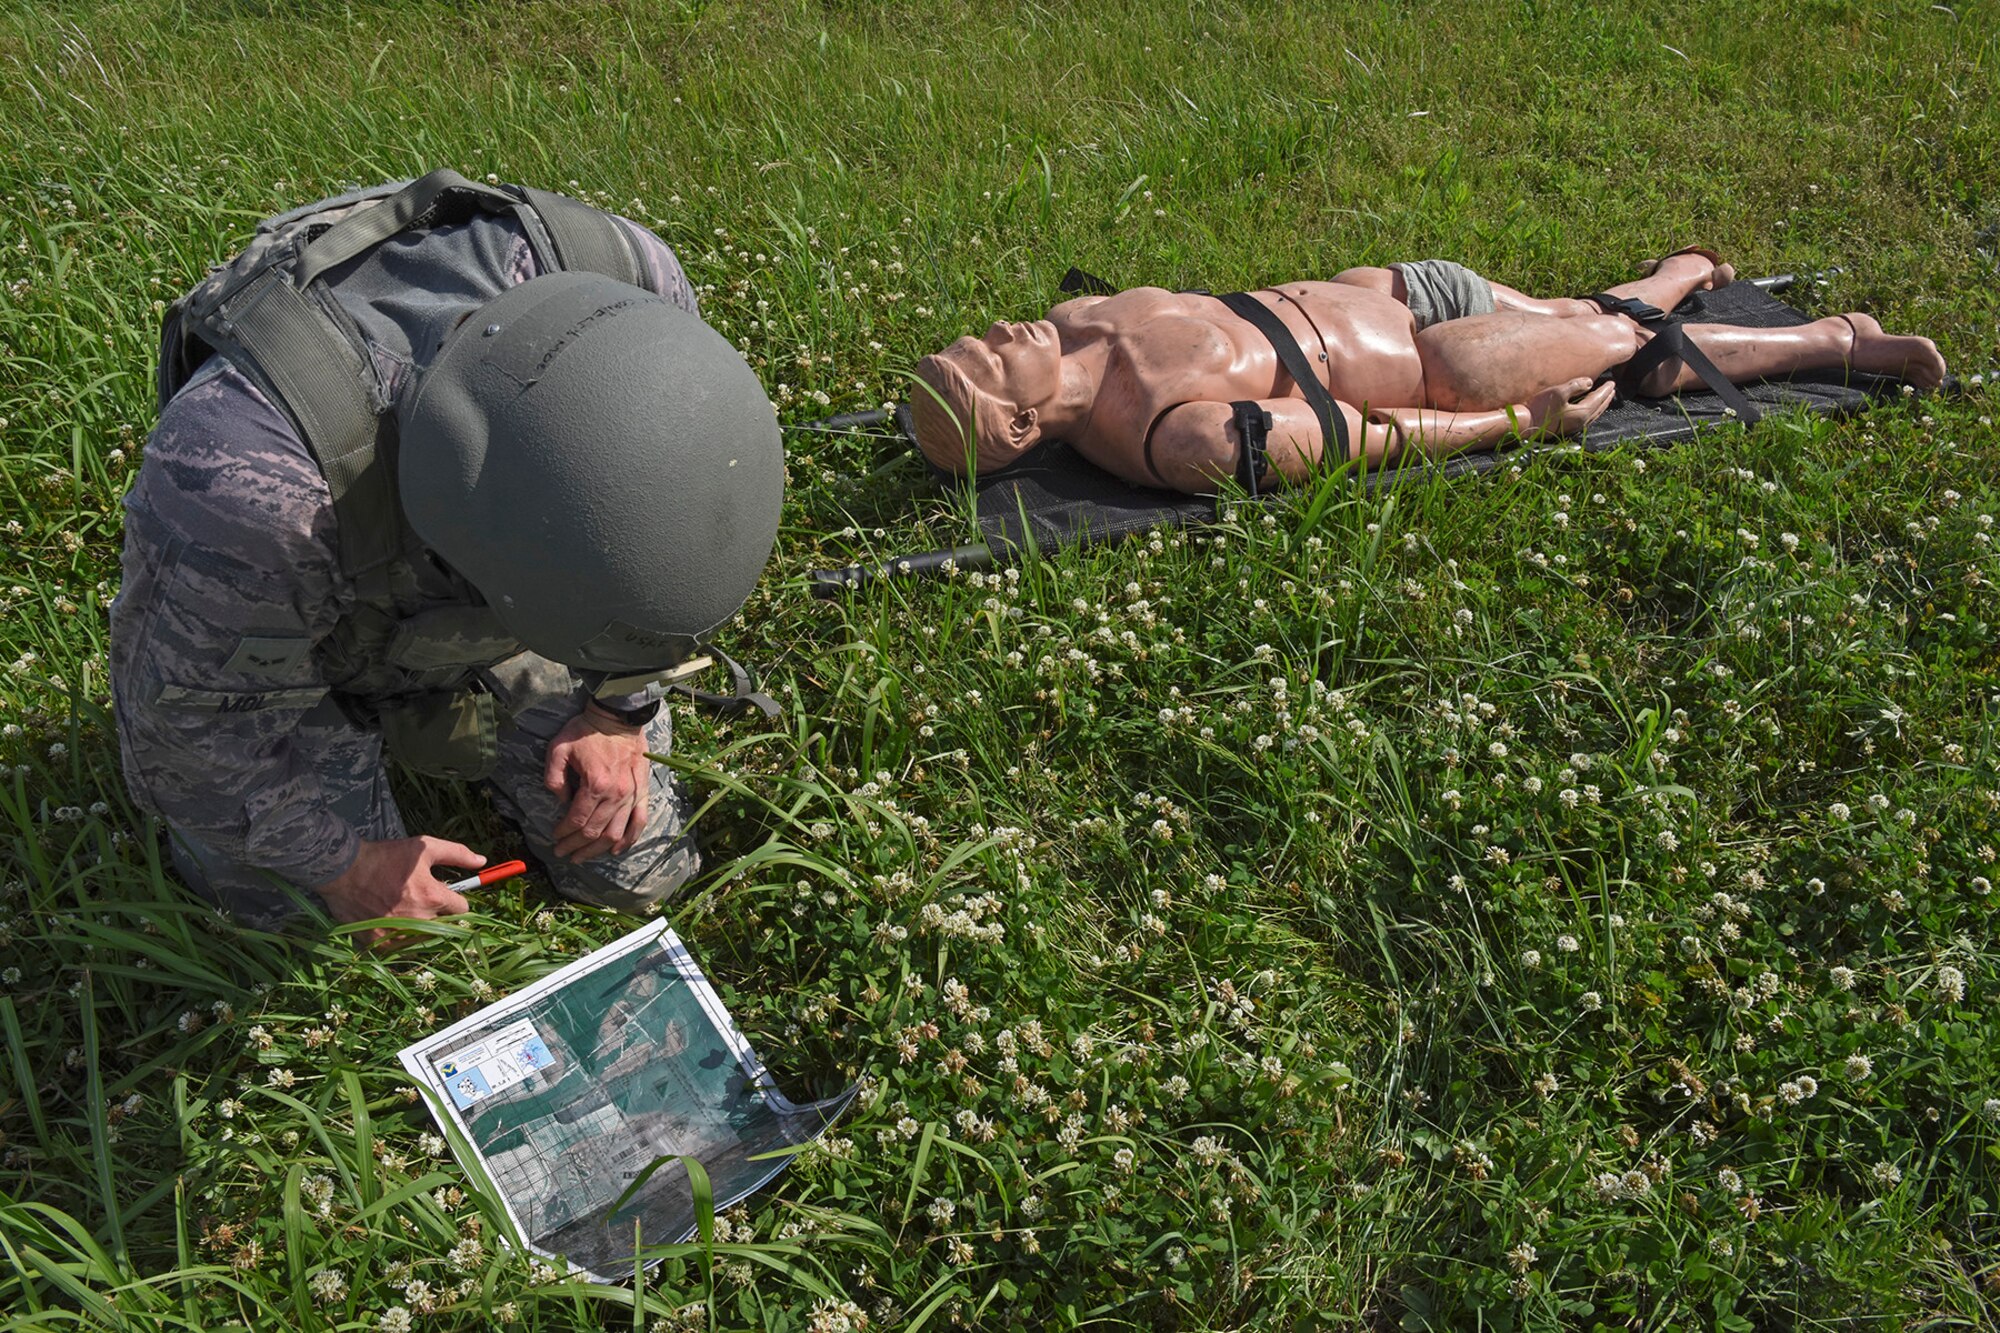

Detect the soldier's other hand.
[
  {"left": 545, "top": 707, "right": 652, "bottom": 863},
  {"left": 1526, "top": 378, "right": 1615, "bottom": 437},
  {"left": 316, "top": 836, "right": 481, "bottom": 946}
]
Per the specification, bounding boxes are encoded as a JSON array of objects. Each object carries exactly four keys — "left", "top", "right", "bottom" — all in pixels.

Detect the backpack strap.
[
  {"left": 1216, "top": 292, "right": 1352, "bottom": 466},
  {"left": 515, "top": 186, "right": 644, "bottom": 288},
  {"left": 291, "top": 168, "right": 523, "bottom": 290},
  {"left": 222, "top": 170, "right": 526, "bottom": 592},
  {"left": 219, "top": 269, "right": 401, "bottom": 591}
]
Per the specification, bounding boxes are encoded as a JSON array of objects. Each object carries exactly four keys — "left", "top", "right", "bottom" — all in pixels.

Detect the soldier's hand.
[
  {"left": 545, "top": 708, "right": 652, "bottom": 863},
  {"left": 316, "top": 836, "right": 482, "bottom": 944},
  {"left": 1525, "top": 378, "right": 1616, "bottom": 438}
]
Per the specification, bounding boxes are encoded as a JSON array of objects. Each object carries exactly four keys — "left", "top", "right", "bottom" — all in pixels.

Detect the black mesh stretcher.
[{"left": 808, "top": 274, "right": 1911, "bottom": 595}]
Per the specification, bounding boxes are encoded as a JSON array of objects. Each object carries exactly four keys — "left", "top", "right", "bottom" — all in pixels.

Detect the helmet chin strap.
[
  {"left": 587, "top": 655, "right": 715, "bottom": 699},
  {"left": 586, "top": 652, "right": 780, "bottom": 720}
]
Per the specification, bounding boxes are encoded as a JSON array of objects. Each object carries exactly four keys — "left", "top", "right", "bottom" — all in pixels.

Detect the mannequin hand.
[
  {"left": 545, "top": 707, "right": 652, "bottom": 862},
  {"left": 316, "top": 836, "right": 482, "bottom": 942},
  {"left": 1524, "top": 378, "right": 1616, "bottom": 438}
]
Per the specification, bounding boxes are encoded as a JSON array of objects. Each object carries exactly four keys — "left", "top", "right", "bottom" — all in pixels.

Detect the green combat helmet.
[{"left": 399, "top": 270, "right": 784, "bottom": 677}]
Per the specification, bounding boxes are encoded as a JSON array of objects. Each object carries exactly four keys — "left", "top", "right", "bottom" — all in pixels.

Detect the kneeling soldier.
[{"left": 111, "top": 171, "right": 783, "bottom": 932}]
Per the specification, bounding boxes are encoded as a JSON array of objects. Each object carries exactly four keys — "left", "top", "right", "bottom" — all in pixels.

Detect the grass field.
[{"left": 5, "top": 0, "right": 2000, "bottom": 1327}]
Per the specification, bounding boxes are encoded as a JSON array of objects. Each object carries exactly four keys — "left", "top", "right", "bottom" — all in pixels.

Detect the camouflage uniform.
[{"left": 111, "top": 208, "right": 704, "bottom": 928}]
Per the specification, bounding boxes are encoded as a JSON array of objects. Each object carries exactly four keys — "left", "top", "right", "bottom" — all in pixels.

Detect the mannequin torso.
[{"left": 1047, "top": 285, "right": 1427, "bottom": 467}]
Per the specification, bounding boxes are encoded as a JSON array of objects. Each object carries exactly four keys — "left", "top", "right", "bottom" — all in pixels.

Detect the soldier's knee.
[{"left": 543, "top": 836, "right": 700, "bottom": 913}]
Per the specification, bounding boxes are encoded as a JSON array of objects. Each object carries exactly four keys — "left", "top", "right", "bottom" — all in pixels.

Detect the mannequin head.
[{"left": 912, "top": 319, "right": 1063, "bottom": 474}]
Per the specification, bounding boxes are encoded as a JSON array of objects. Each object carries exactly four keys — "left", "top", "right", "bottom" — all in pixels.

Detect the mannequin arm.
[
  {"left": 1141, "top": 397, "right": 1526, "bottom": 493},
  {"left": 1140, "top": 380, "right": 1614, "bottom": 494}
]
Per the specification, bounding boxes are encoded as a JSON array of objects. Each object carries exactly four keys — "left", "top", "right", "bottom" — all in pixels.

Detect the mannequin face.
[
  {"left": 912, "top": 319, "right": 1068, "bottom": 473},
  {"left": 945, "top": 319, "right": 1063, "bottom": 449}
]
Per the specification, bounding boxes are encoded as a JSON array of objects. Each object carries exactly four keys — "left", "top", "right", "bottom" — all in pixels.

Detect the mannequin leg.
[
  {"left": 1415, "top": 313, "right": 1643, "bottom": 411},
  {"left": 1492, "top": 251, "right": 1728, "bottom": 318},
  {"left": 1337, "top": 250, "right": 1729, "bottom": 321},
  {"left": 1632, "top": 313, "right": 1947, "bottom": 395}
]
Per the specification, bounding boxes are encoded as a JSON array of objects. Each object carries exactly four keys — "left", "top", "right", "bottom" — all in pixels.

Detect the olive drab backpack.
[{"left": 155, "top": 169, "right": 775, "bottom": 780}]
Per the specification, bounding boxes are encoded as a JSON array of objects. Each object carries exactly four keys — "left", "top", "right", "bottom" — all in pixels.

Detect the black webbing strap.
[
  {"left": 220, "top": 271, "right": 399, "bottom": 586},
  {"left": 1582, "top": 291, "right": 1668, "bottom": 325},
  {"left": 1060, "top": 266, "right": 1117, "bottom": 297},
  {"left": 669, "top": 649, "right": 780, "bottom": 719},
  {"left": 1586, "top": 291, "right": 1763, "bottom": 426},
  {"left": 1215, "top": 292, "right": 1351, "bottom": 466},
  {"left": 1613, "top": 325, "right": 1763, "bottom": 426},
  {"left": 292, "top": 169, "right": 522, "bottom": 290},
  {"left": 1230, "top": 401, "right": 1272, "bottom": 499},
  {"left": 516, "top": 185, "right": 644, "bottom": 288}
]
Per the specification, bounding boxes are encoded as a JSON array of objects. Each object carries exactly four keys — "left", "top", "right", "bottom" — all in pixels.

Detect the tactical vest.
[{"left": 156, "top": 170, "right": 650, "bottom": 779}]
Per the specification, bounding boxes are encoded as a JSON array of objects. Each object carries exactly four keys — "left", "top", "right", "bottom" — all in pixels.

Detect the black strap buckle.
[
  {"left": 1583, "top": 292, "right": 1669, "bottom": 325},
  {"left": 1231, "top": 400, "right": 1273, "bottom": 498}
]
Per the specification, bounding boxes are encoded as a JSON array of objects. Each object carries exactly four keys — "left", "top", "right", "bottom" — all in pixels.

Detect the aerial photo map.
[{"left": 399, "top": 922, "right": 856, "bottom": 1280}]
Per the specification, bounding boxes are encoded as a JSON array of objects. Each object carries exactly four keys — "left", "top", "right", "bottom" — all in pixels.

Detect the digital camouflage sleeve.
[{"left": 109, "top": 216, "right": 699, "bottom": 889}]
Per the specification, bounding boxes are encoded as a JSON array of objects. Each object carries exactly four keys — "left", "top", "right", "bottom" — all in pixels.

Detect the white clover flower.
[
  {"left": 379, "top": 1309, "right": 413, "bottom": 1333},
  {"left": 1935, "top": 966, "right": 1967, "bottom": 1004},
  {"left": 926, "top": 1196, "right": 955, "bottom": 1226},
  {"left": 1828, "top": 802, "right": 1851, "bottom": 822},
  {"left": 1520, "top": 949, "right": 1542, "bottom": 970},
  {"left": 1556, "top": 934, "right": 1579, "bottom": 953},
  {"left": 1522, "top": 776, "right": 1544, "bottom": 795},
  {"left": 1716, "top": 1167, "right": 1742, "bottom": 1193},
  {"left": 1871, "top": 1161, "right": 1902, "bottom": 1188},
  {"left": 1844, "top": 1054, "right": 1874, "bottom": 1080},
  {"left": 1579, "top": 991, "right": 1602, "bottom": 1012},
  {"left": 308, "top": 1268, "right": 348, "bottom": 1304}
]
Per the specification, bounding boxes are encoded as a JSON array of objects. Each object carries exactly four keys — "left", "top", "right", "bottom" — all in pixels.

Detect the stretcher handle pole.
[{"left": 809, "top": 543, "right": 994, "bottom": 598}]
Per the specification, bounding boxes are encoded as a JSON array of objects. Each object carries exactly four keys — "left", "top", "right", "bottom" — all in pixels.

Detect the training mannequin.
[{"left": 911, "top": 251, "right": 1948, "bottom": 493}]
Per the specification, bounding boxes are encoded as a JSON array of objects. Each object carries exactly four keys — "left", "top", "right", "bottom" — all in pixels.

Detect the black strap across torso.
[{"left": 1215, "top": 291, "right": 1352, "bottom": 466}]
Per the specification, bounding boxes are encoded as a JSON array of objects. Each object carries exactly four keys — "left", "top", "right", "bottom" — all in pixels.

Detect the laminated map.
[{"left": 399, "top": 920, "right": 855, "bottom": 1281}]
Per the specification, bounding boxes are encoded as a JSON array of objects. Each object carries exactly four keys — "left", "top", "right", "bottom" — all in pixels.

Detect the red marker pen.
[{"left": 442, "top": 859, "right": 529, "bottom": 893}]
